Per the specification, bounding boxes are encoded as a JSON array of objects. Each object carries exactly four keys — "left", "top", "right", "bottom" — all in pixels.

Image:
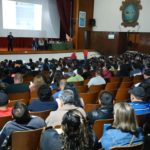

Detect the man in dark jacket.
[{"left": 87, "top": 91, "right": 114, "bottom": 124}]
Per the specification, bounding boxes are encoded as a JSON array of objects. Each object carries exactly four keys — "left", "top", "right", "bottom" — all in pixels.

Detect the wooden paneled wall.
[{"left": 0, "top": 37, "right": 32, "bottom": 48}]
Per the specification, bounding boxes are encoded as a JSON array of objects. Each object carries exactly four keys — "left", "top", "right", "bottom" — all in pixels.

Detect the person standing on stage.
[{"left": 7, "top": 32, "right": 14, "bottom": 51}]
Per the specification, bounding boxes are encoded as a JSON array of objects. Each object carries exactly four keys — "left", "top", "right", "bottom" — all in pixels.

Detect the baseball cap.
[
  {"left": 0, "top": 92, "right": 9, "bottom": 106},
  {"left": 128, "top": 86, "right": 146, "bottom": 99}
]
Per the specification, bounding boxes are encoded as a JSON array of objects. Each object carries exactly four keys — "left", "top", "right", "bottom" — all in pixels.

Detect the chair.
[
  {"left": 8, "top": 91, "right": 30, "bottom": 104},
  {"left": 76, "top": 85, "right": 88, "bottom": 93},
  {"left": 11, "top": 128, "right": 43, "bottom": 150},
  {"left": 105, "top": 82, "right": 120, "bottom": 90},
  {"left": 30, "top": 109, "right": 51, "bottom": 120},
  {"left": 79, "top": 92, "right": 99, "bottom": 105},
  {"left": 93, "top": 119, "right": 113, "bottom": 139},
  {"left": 84, "top": 104, "right": 100, "bottom": 112},
  {"left": 8, "top": 99, "right": 28, "bottom": 107},
  {"left": 109, "top": 142, "right": 144, "bottom": 150},
  {"left": 88, "top": 84, "right": 106, "bottom": 93},
  {"left": 84, "top": 79, "right": 90, "bottom": 85},
  {"left": 30, "top": 90, "right": 38, "bottom": 100},
  {"left": 115, "top": 88, "right": 130, "bottom": 103},
  {"left": 122, "top": 76, "right": 133, "bottom": 82},
  {"left": 109, "top": 77, "right": 122, "bottom": 83},
  {"left": 119, "top": 82, "right": 133, "bottom": 88},
  {"left": 0, "top": 115, "right": 12, "bottom": 129},
  {"left": 72, "top": 81, "right": 84, "bottom": 86}
]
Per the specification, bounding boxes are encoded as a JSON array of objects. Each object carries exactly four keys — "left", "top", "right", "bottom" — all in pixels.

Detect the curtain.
[{"left": 56, "top": 0, "right": 71, "bottom": 40}]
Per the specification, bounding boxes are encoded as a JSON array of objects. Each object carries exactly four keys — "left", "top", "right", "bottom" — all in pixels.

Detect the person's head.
[
  {"left": 38, "top": 84, "right": 52, "bottom": 102},
  {"left": 95, "top": 69, "right": 102, "bottom": 76},
  {"left": 61, "top": 109, "right": 92, "bottom": 150},
  {"left": 64, "top": 83, "right": 83, "bottom": 107},
  {"left": 128, "top": 86, "right": 146, "bottom": 102},
  {"left": 112, "top": 102, "right": 138, "bottom": 133},
  {"left": 99, "top": 91, "right": 114, "bottom": 106},
  {"left": 143, "top": 69, "right": 150, "bottom": 79},
  {"left": 59, "top": 78, "right": 66, "bottom": 90},
  {"left": 59, "top": 89, "right": 75, "bottom": 106},
  {"left": 14, "top": 73, "right": 23, "bottom": 84},
  {"left": 12, "top": 102, "right": 30, "bottom": 124},
  {"left": 9, "top": 32, "right": 12, "bottom": 35},
  {"left": 0, "top": 92, "right": 9, "bottom": 107},
  {"left": 33, "top": 75, "right": 46, "bottom": 90}
]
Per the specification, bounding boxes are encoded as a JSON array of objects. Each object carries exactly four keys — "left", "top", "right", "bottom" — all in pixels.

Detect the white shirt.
[{"left": 87, "top": 75, "right": 106, "bottom": 87}]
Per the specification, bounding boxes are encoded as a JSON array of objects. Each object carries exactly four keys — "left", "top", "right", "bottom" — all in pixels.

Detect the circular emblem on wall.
[{"left": 120, "top": 0, "right": 142, "bottom": 27}]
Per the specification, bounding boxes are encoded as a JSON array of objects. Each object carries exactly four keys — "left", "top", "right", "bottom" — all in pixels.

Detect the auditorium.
[{"left": 0, "top": 0, "right": 149, "bottom": 150}]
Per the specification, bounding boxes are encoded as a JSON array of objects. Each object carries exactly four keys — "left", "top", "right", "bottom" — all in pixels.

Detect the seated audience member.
[
  {"left": 5, "top": 73, "right": 29, "bottom": 94},
  {"left": 0, "top": 92, "right": 12, "bottom": 117},
  {"left": 130, "top": 62, "right": 142, "bottom": 77},
  {"left": 139, "top": 69, "right": 150, "bottom": 99},
  {"left": 87, "top": 69, "right": 106, "bottom": 87},
  {"left": 0, "top": 102, "right": 46, "bottom": 147},
  {"left": 52, "top": 78, "right": 66, "bottom": 100},
  {"left": 64, "top": 83, "right": 84, "bottom": 108},
  {"left": 102, "top": 66, "right": 112, "bottom": 79},
  {"left": 67, "top": 68, "right": 84, "bottom": 82},
  {"left": 29, "top": 74, "right": 46, "bottom": 92},
  {"left": 100, "top": 102, "right": 144, "bottom": 150},
  {"left": 28, "top": 85, "right": 58, "bottom": 112},
  {"left": 46, "top": 89, "right": 86, "bottom": 127},
  {"left": 87, "top": 91, "right": 114, "bottom": 124},
  {"left": 128, "top": 86, "right": 150, "bottom": 115},
  {"left": 40, "top": 109, "right": 100, "bottom": 150}
]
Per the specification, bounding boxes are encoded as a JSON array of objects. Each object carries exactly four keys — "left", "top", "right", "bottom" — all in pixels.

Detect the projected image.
[{"left": 2, "top": 0, "right": 42, "bottom": 30}]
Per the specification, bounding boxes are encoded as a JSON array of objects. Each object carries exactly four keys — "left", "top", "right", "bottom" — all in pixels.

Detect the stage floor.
[{"left": 0, "top": 48, "right": 100, "bottom": 61}]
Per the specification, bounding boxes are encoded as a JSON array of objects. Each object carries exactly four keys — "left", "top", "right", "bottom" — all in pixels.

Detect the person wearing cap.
[
  {"left": 0, "top": 92, "right": 12, "bottom": 117},
  {"left": 128, "top": 86, "right": 150, "bottom": 115}
]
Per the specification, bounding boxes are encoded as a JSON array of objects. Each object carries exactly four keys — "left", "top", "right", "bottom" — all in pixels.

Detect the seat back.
[
  {"left": 30, "top": 110, "right": 51, "bottom": 120},
  {"left": 76, "top": 85, "right": 88, "bottom": 93},
  {"left": 8, "top": 99, "right": 28, "bottom": 107},
  {"left": 110, "top": 142, "right": 144, "bottom": 150},
  {"left": 115, "top": 88, "right": 130, "bottom": 103},
  {"left": 8, "top": 91, "right": 30, "bottom": 103},
  {"left": 88, "top": 84, "right": 105, "bottom": 93},
  {"left": 11, "top": 128, "right": 43, "bottom": 150},
  {"left": 84, "top": 104, "right": 100, "bottom": 112},
  {"left": 0, "top": 115, "right": 12, "bottom": 129},
  {"left": 93, "top": 119, "right": 113, "bottom": 139},
  {"left": 105, "top": 82, "right": 120, "bottom": 90},
  {"left": 79, "top": 92, "right": 99, "bottom": 105}
]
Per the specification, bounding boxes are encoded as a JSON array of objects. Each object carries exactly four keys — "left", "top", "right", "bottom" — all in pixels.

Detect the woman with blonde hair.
[
  {"left": 100, "top": 102, "right": 143, "bottom": 150},
  {"left": 29, "top": 74, "right": 46, "bottom": 92}
]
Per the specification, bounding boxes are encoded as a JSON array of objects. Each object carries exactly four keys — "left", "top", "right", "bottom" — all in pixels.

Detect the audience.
[
  {"left": 40, "top": 109, "right": 100, "bottom": 150},
  {"left": 28, "top": 85, "right": 58, "bottom": 112},
  {"left": 100, "top": 102, "right": 144, "bottom": 150},
  {"left": 87, "top": 91, "right": 114, "bottom": 124},
  {"left": 0, "top": 92, "right": 12, "bottom": 117},
  {"left": 87, "top": 69, "right": 106, "bottom": 87},
  {"left": 45, "top": 89, "right": 86, "bottom": 127},
  {"left": 0, "top": 102, "right": 46, "bottom": 147},
  {"left": 5, "top": 73, "right": 29, "bottom": 94},
  {"left": 128, "top": 86, "right": 150, "bottom": 115}
]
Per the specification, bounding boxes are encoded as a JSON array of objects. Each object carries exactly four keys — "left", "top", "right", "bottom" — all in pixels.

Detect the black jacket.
[{"left": 87, "top": 106, "right": 113, "bottom": 124}]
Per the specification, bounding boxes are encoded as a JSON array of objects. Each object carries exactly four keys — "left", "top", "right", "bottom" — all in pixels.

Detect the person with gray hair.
[{"left": 45, "top": 89, "right": 86, "bottom": 127}]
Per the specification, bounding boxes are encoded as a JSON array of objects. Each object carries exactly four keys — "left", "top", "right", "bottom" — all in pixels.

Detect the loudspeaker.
[{"left": 89, "top": 19, "right": 96, "bottom": 26}]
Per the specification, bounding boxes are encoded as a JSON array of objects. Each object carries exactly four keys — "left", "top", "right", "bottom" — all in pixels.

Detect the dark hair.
[
  {"left": 61, "top": 109, "right": 94, "bottom": 150},
  {"left": 38, "top": 84, "right": 52, "bottom": 102},
  {"left": 64, "top": 83, "right": 82, "bottom": 107},
  {"left": 99, "top": 91, "right": 114, "bottom": 106},
  {"left": 12, "top": 102, "right": 31, "bottom": 124}
]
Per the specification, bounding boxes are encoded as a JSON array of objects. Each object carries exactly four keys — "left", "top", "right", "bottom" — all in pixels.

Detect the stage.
[{"left": 0, "top": 49, "right": 100, "bottom": 62}]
